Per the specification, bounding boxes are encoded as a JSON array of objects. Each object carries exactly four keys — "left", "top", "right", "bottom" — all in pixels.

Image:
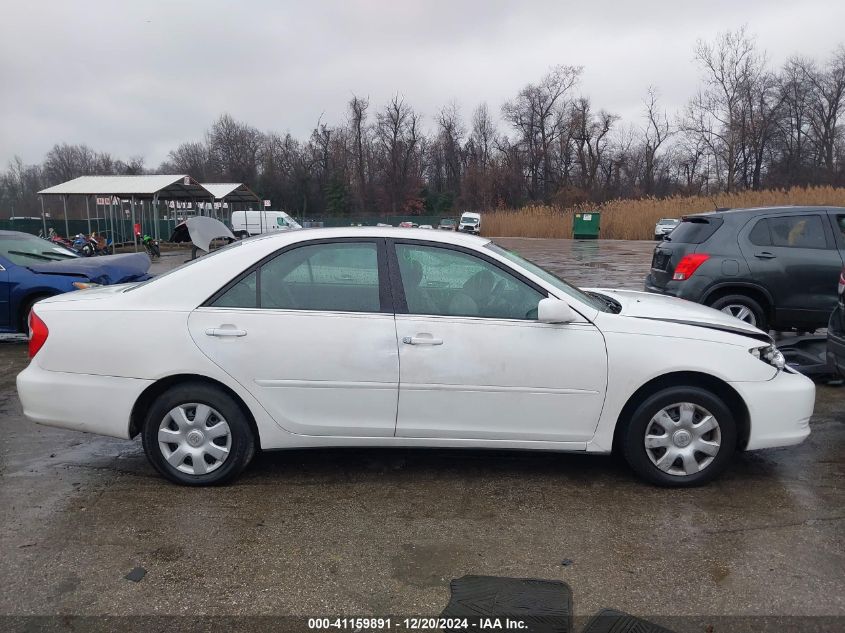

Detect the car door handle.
[
  {"left": 402, "top": 335, "right": 443, "bottom": 346},
  {"left": 205, "top": 328, "right": 247, "bottom": 337},
  {"left": 754, "top": 251, "right": 776, "bottom": 259}
]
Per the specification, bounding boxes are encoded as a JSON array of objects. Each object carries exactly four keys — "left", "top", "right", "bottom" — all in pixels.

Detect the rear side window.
[
  {"left": 748, "top": 219, "right": 772, "bottom": 246},
  {"left": 767, "top": 215, "right": 828, "bottom": 249},
  {"left": 210, "top": 241, "right": 382, "bottom": 312},
  {"left": 666, "top": 217, "right": 723, "bottom": 244}
]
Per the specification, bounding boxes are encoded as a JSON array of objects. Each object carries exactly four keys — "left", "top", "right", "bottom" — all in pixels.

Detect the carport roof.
[
  {"left": 38, "top": 175, "right": 210, "bottom": 200},
  {"left": 200, "top": 182, "right": 260, "bottom": 202}
]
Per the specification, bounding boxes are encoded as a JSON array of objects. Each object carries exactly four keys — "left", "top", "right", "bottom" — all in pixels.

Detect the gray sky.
[{"left": 2, "top": 0, "right": 843, "bottom": 168}]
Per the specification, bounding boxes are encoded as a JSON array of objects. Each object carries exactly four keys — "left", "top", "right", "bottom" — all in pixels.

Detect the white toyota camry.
[{"left": 17, "top": 228, "right": 814, "bottom": 486}]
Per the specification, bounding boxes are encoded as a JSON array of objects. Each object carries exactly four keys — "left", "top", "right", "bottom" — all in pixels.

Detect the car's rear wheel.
[
  {"left": 141, "top": 383, "right": 256, "bottom": 486},
  {"left": 621, "top": 386, "right": 736, "bottom": 487},
  {"left": 708, "top": 294, "right": 767, "bottom": 331},
  {"left": 19, "top": 295, "right": 50, "bottom": 335}
]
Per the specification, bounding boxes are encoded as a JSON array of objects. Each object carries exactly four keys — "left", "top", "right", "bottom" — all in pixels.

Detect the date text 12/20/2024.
[{"left": 308, "top": 617, "right": 530, "bottom": 630}]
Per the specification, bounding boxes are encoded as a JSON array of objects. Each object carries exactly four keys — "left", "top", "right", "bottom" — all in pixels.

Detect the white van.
[
  {"left": 230, "top": 210, "right": 302, "bottom": 238},
  {"left": 458, "top": 211, "right": 481, "bottom": 235}
]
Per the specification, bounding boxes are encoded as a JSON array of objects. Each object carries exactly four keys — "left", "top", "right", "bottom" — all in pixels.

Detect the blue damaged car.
[{"left": 0, "top": 230, "right": 151, "bottom": 333}]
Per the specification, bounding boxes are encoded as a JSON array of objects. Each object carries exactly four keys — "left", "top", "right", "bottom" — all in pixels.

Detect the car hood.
[
  {"left": 589, "top": 288, "right": 772, "bottom": 342},
  {"left": 25, "top": 252, "right": 151, "bottom": 284}
]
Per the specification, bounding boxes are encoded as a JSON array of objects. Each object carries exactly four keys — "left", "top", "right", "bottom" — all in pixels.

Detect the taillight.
[
  {"left": 28, "top": 311, "right": 49, "bottom": 358},
  {"left": 672, "top": 253, "right": 710, "bottom": 281}
]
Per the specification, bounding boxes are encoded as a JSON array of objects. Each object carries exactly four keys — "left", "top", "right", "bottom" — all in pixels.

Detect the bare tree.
[
  {"left": 641, "top": 87, "right": 673, "bottom": 195},
  {"left": 684, "top": 27, "right": 759, "bottom": 192},
  {"left": 503, "top": 65, "right": 582, "bottom": 200},
  {"left": 375, "top": 96, "right": 423, "bottom": 213},
  {"left": 801, "top": 46, "right": 845, "bottom": 179}
]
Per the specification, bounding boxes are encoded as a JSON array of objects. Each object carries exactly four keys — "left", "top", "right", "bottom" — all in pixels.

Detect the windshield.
[
  {"left": 485, "top": 243, "right": 611, "bottom": 312},
  {"left": 440, "top": 219, "right": 456, "bottom": 225},
  {"left": 658, "top": 219, "right": 678, "bottom": 225},
  {"left": 0, "top": 233, "right": 78, "bottom": 265},
  {"left": 461, "top": 217, "right": 479, "bottom": 225}
]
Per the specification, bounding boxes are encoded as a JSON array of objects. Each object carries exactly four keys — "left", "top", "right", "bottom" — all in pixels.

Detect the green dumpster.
[{"left": 572, "top": 211, "right": 601, "bottom": 239}]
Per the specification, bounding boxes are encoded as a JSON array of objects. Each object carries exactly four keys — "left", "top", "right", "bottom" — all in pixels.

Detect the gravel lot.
[{"left": 0, "top": 238, "right": 842, "bottom": 631}]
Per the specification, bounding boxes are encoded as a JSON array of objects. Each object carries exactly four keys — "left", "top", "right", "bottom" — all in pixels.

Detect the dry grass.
[{"left": 483, "top": 186, "right": 845, "bottom": 240}]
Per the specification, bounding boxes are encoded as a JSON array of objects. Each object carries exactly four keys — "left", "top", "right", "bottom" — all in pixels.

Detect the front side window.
[
  {"left": 211, "top": 241, "right": 382, "bottom": 312},
  {"left": 395, "top": 244, "right": 543, "bottom": 320},
  {"left": 767, "top": 215, "right": 828, "bottom": 249}
]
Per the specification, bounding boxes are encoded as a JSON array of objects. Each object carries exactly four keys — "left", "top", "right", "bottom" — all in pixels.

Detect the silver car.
[{"left": 654, "top": 218, "right": 680, "bottom": 240}]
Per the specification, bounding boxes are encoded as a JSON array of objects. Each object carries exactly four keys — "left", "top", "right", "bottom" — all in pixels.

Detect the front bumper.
[
  {"left": 16, "top": 363, "right": 152, "bottom": 439},
  {"left": 730, "top": 368, "right": 815, "bottom": 450}
]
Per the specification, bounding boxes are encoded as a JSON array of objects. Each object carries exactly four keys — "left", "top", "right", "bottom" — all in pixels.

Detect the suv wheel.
[
  {"left": 621, "top": 386, "right": 737, "bottom": 487},
  {"left": 141, "top": 382, "right": 256, "bottom": 486},
  {"left": 708, "top": 294, "right": 767, "bottom": 331}
]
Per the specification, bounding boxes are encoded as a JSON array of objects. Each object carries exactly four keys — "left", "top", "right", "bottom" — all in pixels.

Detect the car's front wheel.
[
  {"left": 621, "top": 386, "right": 736, "bottom": 487},
  {"left": 141, "top": 382, "right": 256, "bottom": 486}
]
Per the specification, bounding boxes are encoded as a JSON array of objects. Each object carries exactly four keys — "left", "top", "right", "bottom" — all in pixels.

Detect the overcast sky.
[{"left": 2, "top": 0, "right": 844, "bottom": 169}]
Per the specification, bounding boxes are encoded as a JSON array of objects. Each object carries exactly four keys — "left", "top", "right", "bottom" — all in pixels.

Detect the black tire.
[
  {"left": 141, "top": 382, "right": 256, "bottom": 486},
  {"left": 620, "top": 386, "right": 737, "bottom": 487},
  {"left": 707, "top": 293, "right": 768, "bottom": 332}
]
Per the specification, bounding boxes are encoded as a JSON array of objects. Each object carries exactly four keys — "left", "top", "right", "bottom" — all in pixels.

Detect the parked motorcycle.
[
  {"left": 72, "top": 233, "right": 96, "bottom": 256},
  {"left": 141, "top": 234, "right": 161, "bottom": 258}
]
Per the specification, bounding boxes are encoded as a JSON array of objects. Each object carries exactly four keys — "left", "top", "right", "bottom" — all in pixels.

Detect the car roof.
[
  {"left": 685, "top": 205, "right": 844, "bottom": 219},
  {"left": 246, "top": 225, "right": 490, "bottom": 247}
]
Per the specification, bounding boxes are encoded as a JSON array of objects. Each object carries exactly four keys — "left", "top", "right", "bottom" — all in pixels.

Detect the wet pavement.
[{"left": 0, "top": 239, "right": 842, "bottom": 629}]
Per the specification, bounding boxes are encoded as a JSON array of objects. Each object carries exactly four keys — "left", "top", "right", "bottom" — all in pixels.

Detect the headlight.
[
  {"left": 750, "top": 344, "right": 786, "bottom": 370},
  {"left": 72, "top": 282, "right": 101, "bottom": 290}
]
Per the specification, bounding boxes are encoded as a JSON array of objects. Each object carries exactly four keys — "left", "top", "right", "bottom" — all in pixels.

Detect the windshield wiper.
[
  {"left": 588, "top": 291, "right": 622, "bottom": 314},
  {"left": 42, "top": 250, "right": 76, "bottom": 259}
]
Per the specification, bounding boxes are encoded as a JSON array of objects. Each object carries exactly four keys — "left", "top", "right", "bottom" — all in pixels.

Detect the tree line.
[{"left": 2, "top": 27, "right": 844, "bottom": 220}]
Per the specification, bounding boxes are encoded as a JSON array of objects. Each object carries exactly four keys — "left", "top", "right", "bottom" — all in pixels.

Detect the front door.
[
  {"left": 0, "top": 260, "right": 9, "bottom": 329},
  {"left": 390, "top": 241, "right": 607, "bottom": 443},
  {"left": 188, "top": 238, "right": 400, "bottom": 437}
]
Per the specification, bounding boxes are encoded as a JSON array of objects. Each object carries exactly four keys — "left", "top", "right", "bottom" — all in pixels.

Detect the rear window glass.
[{"left": 665, "top": 217, "right": 723, "bottom": 244}]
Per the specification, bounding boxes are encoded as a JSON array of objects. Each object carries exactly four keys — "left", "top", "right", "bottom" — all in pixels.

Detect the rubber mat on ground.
[
  {"left": 440, "top": 575, "right": 573, "bottom": 633},
  {"left": 581, "top": 609, "right": 677, "bottom": 633}
]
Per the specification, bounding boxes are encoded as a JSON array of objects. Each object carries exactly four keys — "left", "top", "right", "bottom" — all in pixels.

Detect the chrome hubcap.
[
  {"left": 644, "top": 402, "right": 721, "bottom": 477},
  {"left": 158, "top": 403, "right": 231, "bottom": 475},
  {"left": 720, "top": 304, "right": 756, "bottom": 325}
]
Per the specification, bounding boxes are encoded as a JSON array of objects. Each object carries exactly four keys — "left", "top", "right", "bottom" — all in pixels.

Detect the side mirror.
[{"left": 537, "top": 297, "right": 575, "bottom": 323}]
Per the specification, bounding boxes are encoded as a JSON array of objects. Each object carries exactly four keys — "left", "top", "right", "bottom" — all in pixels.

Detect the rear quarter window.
[{"left": 665, "top": 217, "right": 724, "bottom": 244}]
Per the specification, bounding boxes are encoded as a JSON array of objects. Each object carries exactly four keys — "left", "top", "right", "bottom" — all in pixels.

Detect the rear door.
[
  {"left": 188, "top": 238, "right": 400, "bottom": 437},
  {"left": 739, "top": 211, "right": 844, "bottom": 327}
]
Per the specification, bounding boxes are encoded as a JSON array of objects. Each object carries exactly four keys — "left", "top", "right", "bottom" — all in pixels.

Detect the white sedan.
[{"left": 17, "top": 228, "right": 814, "bottom": 486}]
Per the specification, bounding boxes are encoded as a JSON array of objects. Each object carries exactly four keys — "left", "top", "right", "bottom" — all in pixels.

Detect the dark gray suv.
[{"left": 644, "top": 206, "right": 845, "bottom": 331}]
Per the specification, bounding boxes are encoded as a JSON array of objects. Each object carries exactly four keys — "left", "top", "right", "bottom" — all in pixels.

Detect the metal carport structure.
[{"left": 38, "top": 175, "right": 210, "bottom": 250}]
